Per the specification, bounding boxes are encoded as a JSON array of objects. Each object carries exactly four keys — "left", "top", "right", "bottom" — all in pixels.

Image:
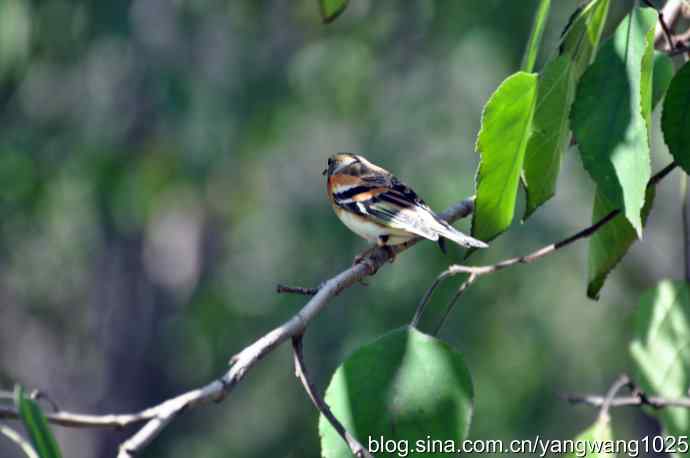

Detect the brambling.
[{"left": 323, "top": 153, "right": 488, "bottom": 257}]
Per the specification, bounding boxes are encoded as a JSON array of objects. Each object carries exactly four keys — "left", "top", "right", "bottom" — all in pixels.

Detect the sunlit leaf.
[
  {"left": 320, "top": 327, "right": 473, "bottom": 458},
  {"left": 523, "top": 56, "right": 576, "bottom": 219},
  {"left": 14, "top": 386, "right": 62, "bottom": 458},
  {"left": 571, "top": 8, "right": 656, "bottom": 235},
  {"left": 662, "top": 61, "right": 690, "bottom": 175},
  {"left": 523, "top": 0, "right": 619, "bottom": 220},
  {"left": 472, "top": 72, "right": 537, "bottom": 243},
  {"left": 560, "top": 0, "right": 611, "bottom": 78},
  {"left": 630, "top": 281, "right": 690, "bottom": 440},
  {"left": 587, "top": 186, "right": 655, "bottom": 299}
]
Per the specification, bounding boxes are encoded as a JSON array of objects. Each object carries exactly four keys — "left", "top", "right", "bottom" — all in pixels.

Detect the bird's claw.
[
  {"left": 353, "top": 251, "right": 379, "bottom": 275},
  {"left": 383, "top": 245, "right": 396, "bottom": 263}
]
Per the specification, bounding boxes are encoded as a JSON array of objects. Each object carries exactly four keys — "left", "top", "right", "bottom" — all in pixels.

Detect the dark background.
[{"left": 0, "top": 0, "right": 683, "bottom": 456}]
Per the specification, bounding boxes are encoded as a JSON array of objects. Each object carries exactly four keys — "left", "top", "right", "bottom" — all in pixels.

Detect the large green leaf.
[
  {"left": 319, "top": 327, "right": 473, "bottom": 458},
  {"left": 639, "top": 10, "right": 655, "bottom": 133},
  {"left": 662, "top": 61, "right": 690, "bottom": 175},
  {"left": 571, "top": 8, "right": 656, "bottom": 235},
  {"left": 523, "top": 0, "right": 618, "bottom": 220},
  {"left": 560, "top": 0, "right": 611, "bottom": 79},
  {"left": 630, "top": 281, "right": 690, "bottom": 439},
  {"left": 13, "top": 386, "right": 62, "bottom": 458},
  {"left": 565, "top": 418, "right": 615, "bottom": 458},
  {"left": 522, "top": 56, "right": 576, "bottom": 219},
  {"left": 471, "top": 72, "right": 537, "bottom": 243},
  {"left": 318, "top": 0, "right": 348, "bottom": 24},
  {"left": 587, "top": 186, "right": 655, "bottom": 299},
  {"left": 587, "top": 37, "right": 670, "bottom": 299},
  {"left": 521, "top": 0, "right": 551, "bottom": 73}
]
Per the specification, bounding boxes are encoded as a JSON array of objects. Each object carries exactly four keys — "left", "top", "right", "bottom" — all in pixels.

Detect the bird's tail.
[{"left": 438, "top": 223, "right": 488, "bottom": 249}]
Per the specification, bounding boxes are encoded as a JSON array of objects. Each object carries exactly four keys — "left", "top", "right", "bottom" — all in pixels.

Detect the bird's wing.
[{"left": 332, "top": 173, "right": 443, "bottom": 241}]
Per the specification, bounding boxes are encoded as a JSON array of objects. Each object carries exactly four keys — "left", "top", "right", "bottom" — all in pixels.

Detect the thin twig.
[
  {"left": 644, "top": 0, "right": 677, "bottom": 50},
  {"left": 410, "top": 271, "right": 454, "bottom": 328},
  {"left": 433, "top": 273, "right": 477, "bottom": 335},
  {"left": 292, "top": 334, "right": 373, "bottom": 458},
  {"left": 419, "top": 162, "right": 677, "bottom": 332},
  {"left": 598, "top": 374, "right": 632, "bottom": 422},
  {"left": 277, "top": 284, "right": 319, "bottom": 296},
  {"left": 0, "top": 425, "right": 39, "bottom": 458},
  {"left": 29, "top": 390, "right": 60, "bottom": 413},
  {"left": 0, "top": 197, "right": 476, "bottom": 456},
  {"left": 564, "top": 393, "right": 690, "bottom": 409}
]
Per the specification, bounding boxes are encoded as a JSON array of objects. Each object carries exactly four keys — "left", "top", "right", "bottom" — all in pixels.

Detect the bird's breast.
[{"left": 333, "top": 206, "right": 413, "bottom": 245}]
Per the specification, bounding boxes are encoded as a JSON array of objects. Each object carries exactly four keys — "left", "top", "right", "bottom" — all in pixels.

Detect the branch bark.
[
  {"left": 0, "top": 424, "right": 39, "bottom": 458},
  {"left": 414, "top": 162, "right": 678, "bottom": 331},
  {"left": 565, "top": 393, "right": 690, "bottom": 408},
  {"left": 292, "top": 334, "right": 373, "bottom": 458},
  {"left": 0, "top": 198, "right": 475, "bottom": 456},
  {"left": 598, "top": 374, "right": 632, "bottom": 422},
  {"left": 0, "top": 163, "right": 680, "bottom": 455}
]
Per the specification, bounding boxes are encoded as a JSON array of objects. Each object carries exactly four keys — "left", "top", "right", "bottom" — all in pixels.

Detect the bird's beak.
[{"left": 322, "top": 168, "right": 327, "bottom": 176}]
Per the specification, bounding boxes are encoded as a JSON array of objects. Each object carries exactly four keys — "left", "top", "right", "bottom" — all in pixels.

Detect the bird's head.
[{"left": 322, "top": 153, "right": 364, "bottom": 176}]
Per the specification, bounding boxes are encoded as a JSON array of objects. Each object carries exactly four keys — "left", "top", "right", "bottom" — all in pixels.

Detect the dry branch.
[{"left": 0, "top": 198, "right": 475, "bottom": 456}]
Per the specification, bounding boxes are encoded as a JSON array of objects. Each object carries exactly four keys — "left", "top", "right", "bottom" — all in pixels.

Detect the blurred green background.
[{"left": 0, "top": 0, "right": 685, "bottom": 456}]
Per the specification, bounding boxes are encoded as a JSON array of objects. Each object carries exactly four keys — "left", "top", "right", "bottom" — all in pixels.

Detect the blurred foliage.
[
  {"left": 631, "top": 281, "right": 690, "bottom": 444},
  {"left": 0, "top": 1, "right": 684, "bottom": 457}
]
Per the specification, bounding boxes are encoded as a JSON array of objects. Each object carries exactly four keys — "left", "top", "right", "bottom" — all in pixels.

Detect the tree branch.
[
  {"left": 644, "top": 0, "right": 678, "bottom": 50},
  {"left": 564, "top": 374, "right": 690, "bottom": 413},
  {"left": 598, "top": 373, "right": 632, "bottom": 422},
  {"left": 292, "top": 334, "right": 373, "bottom": 458},
  {"left": 0, "top": 424, "right": 39, "bottom": 458},
  {"left": 565, "top": 393, "right": 690, "bottom": 409},
  {"left": 276, "top": 284, "right": 319, "bottom": 296},
  {"left": 0, "top": 197, "right": 475, "bottom": 456},
  {"left": 645, "top": 0, "right": 690, "bottom": 55},
  {"left": 414, "top": 162, "right": 678, "bottom": 331},
  {"left": 432, "top": 272, "right": 477, "bottom": 335}
]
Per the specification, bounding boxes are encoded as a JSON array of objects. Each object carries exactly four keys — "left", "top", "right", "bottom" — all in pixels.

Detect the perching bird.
[{"left": 323, "top": 153, "right": 488, "bottom": 255}]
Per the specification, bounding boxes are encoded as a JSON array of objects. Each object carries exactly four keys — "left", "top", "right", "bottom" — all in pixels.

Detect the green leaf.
[
  {"left": 522, "top": 56, "right": 576, "bottom": 219},
  {"left": 560, "top": 0, "right": 611, "bottom": 79},
  {"left": 652, "top": 52, "right": 674, "bottom": 109},
  {"left": 587, "top": 185, "right": 655, "bottom": 299},
  {"left": 640, "top": 12, "right": 656, "bottom": 133},
  {"left": 565, "top": 418, "right": 615, "bottom": 458},
  {"left": 522, "top": 0, "right": 622, "bottom": 220},
  {"left": 319, "top": 327, "right": 473, "bottom": 458},
  {"left": 662, "top": 61, "right": 690, "bottom": 175},
  {"left": 471, "top": 72, "right": 537, "bottom": 243},
  {"left": 571, "top": 8, "right": 656, "bottom": 235},
  {"left": 13, "top": 386, "right": 62, "bottom": 458},
  {"left": 630, "top": 281, "right": 690, "bottom": 438},
  {"left": 521, "top": 0, "right": 551, "bottom": 73},
  {"left": 318, "top": 0, "right": 348, "bottom": 24}
]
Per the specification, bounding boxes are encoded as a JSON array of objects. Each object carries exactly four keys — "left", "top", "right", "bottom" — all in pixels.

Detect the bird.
[{"left": 323, "top": 153, "right": 488, "bottom": 258}]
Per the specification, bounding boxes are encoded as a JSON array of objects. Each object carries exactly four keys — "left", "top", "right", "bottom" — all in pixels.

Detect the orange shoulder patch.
[{"left": 351, "top": 187, "right": 387, "bottom": 201}]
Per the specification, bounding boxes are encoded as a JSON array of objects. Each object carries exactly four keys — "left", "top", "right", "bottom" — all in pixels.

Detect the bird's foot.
[
  {"left": 382, "top": 245, "right": 397, "bottom": 263},
  {"left": 353, "top": 246, "right": 379, "bottom": 276}
]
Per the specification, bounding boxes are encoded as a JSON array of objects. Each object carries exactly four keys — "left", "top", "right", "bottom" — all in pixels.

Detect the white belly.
[{"left": 335, "top": 208, "right": 414, "bottom": 245}]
